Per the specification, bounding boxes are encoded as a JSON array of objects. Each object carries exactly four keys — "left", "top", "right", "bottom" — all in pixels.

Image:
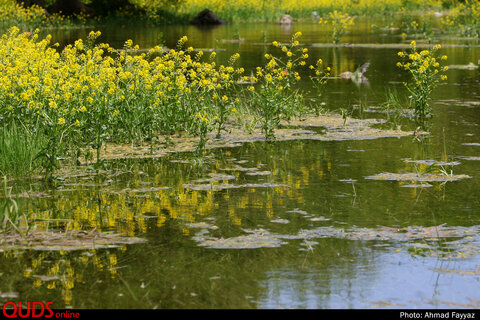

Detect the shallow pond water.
[{"left": 2, "top": 17, "right": 480, "bottom": 309}]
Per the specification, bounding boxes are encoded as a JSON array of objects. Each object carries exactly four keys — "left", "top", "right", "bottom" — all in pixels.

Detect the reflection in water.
[
  {"left": 260, "top": 249, "right": 480, "bottom": 309},
  {"left": 2, "top": 18, "right": 480, "bottom": 308}
]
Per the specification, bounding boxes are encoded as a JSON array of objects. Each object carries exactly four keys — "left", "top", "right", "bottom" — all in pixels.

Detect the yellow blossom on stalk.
[
  {"left": 58, "top": 118, "right": 65, "bottom": 125},
  {"left": 397, "top": 39, "right": 448, "bottom": 118}
]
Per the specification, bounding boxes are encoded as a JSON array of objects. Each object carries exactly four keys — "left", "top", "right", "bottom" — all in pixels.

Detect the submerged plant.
[
  {"left": 1, "top": 176, "right": 30, "bottom": 238},
  {"left": 396, "top": 41, "right": 448, "bottom": 120}
]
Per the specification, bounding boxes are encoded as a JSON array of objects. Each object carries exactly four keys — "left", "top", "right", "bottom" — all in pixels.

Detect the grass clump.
[{"left": 0, "top": 124, "right": 44, "bottom": 178}]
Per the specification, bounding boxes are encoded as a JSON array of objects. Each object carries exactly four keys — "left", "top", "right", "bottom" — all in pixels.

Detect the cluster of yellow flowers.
[
  {"left": 396, "top": 41, "right": 448, "bottom": 117},
  {"left": 0, "top": 27, "right": 334, "bottom": 174},
  {"left": 126, "top": 0, "right": 443, "bottom": 23},
  {"left": 0, "top": 0, "right": 46, "bottom": 28},
  {"left": 397, "top": 42, "right": 448, "bottom": 80},
  {"left": 440, "top": 0, "right": 480, "bottom": 37},
  {"left": 168, "top": 0, "right": 442, "bottom": 19},
  {"left": 318, "top": 10, "right": 355, "bottom": 43},
  {"left": 0, "top": 26, "right": 250, "bottom": 173}
]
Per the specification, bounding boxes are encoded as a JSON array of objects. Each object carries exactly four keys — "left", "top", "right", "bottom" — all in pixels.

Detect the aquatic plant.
[
  {"left": 0, "top": 26, "right": 336, "bottom": 176},
  {"left": 0, "top": 0, "right": 46, "bottom": 29},
  {"left": 318, "top": 10, "right": 355, "bottom": 44},
  {"left": 1, "top": 176, "right": 30, "bottom": 237},
  {"left": 249, "top": 32, "right": 307, "bottom": 139},
  {"left": 440, "top": 0, "right": 480, "bottom": 37},
  {"left": 396, "top": 41, "right": 448, "bottom": 119},
  {"left": 309, "top": 58, "right": 331, "bottom": 115},
  {"left": 0, "top": 123, "right": 45, "bottom": 178},
  {"left": 132, "top": 0, "right": 443, "bottom": 23}
]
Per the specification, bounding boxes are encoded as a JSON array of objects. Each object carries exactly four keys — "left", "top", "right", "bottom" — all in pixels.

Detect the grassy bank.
[{"left": 0, "top": 0, "right": 455, "bottom": 28}]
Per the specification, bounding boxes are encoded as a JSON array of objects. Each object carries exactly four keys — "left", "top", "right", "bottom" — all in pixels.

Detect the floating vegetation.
[
  {"left": 245, "top": 171, "right": 271, "bottom": 176},
  {"left": 433, "top": 267, "right": 480, "bottom": 276},
  {"left": 183, "top": 182, "right": 289, "bottom": 191},
  {"left": 193, "top": 173, "right": 237, "bottom": 183},
  {"left": 309, "top": 216, "right": 331, "bottom": 221},
  {"left": 364, "top": 172, "right": 472, "bottom": 182},
  {"left": 0, "top": 229, "right": 146, "bottom": 252},
  {"left": 403, "top": 159, "right": 461, "bottom": 166},
  {"left": 92, "top": 113, "right": 418, "bottom": 163},
  {"left": 447, "top": 63, "right": 479, "bottom": 70},
  {"left": 460, "top": 156, "right": 480, "bottom": 161},
  {"left": 192, "top": 224, "right": 480, "bottom": 258},
  {"left": 437, "top": 99, "right": 480, "bottom": 107},
  {"left": 400, "top": 183, "right": 433, "bottom": 188},
  {"left": 195, "top": 229, "right": 287, "bottom": 249},
  {"left": 270, "top": 218, "right": 290, "bottom": 224}
]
